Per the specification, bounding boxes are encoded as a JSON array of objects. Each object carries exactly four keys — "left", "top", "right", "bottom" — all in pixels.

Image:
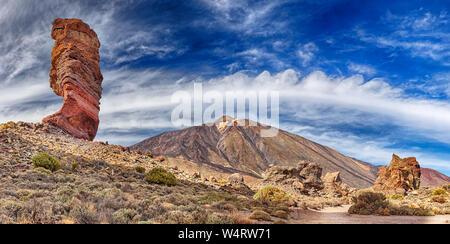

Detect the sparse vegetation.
[
  {"left": 442, "top": 184, "right": 450, "bottom": 192},
  {"left": 249, "top": 210, "right": 272, "bottom": 221},
  {"left": 389, "top": 194, "right": 404, "bottom": 200},
  {"left": 272, "top": 210, "right": 288, "bottom": 219},
  {"left": 348, "top": 191, "right": 390, "bottom": 215},
  {"left": 135, "top": 166, "right": 146, "bottom": 174},
  {"left": 0, "top": 121, "right": 16, "bottom": 130},
  {"left": 253, "top": 186, "right": 289, "bottom": 203},
  {"left": 31, "top": 153, "right": 61, "bottom": 172},
  {"left": 71, "top": 162, "right": 79, "bottom": 171},
  {"left": 432, "top": 188, "right": 447, "bottom": 196},
  {"left": 146, "top": 153, "right": 154, "bottom": 158},
  {"left": 431, "top": 196, "right": 447, "bottom": 204},
  {"left": 145, "top": 168, "right": 177, "bottom": 186}
]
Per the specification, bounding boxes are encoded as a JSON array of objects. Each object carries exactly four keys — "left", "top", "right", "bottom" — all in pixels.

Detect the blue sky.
[{"left": 0, "top": 0, "right": 449, "bottom": 175}]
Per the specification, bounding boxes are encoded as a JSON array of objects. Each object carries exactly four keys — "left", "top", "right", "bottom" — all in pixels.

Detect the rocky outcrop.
[
  {"left": 43, "top": 19, "right": 103, "bottom": 141},
  {"left": 322, "top": 172, "right": 351, "bottom": 197},
  {"left": 372, "top": 154, "right": 421, "bottom": 195},
  {"left": 263, "top": 161, "right": 324, "bottom": 195}
]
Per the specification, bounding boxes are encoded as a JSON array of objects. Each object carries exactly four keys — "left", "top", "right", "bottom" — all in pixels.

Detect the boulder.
[
  {"left": 322, "top": 171, "right": 351, "bottom": 197},
  {"left": 372, "top": 154, "right": 421, "bottom": 195},
  {"left": 263, "top": 161, "right": 324, "bottom": 195},
  {"left": 43, "top": 19, "right": 103, "bottom": 141}
]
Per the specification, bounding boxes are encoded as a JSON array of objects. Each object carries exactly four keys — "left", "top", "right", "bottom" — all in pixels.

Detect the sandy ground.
[{"left": 288, "top": 205, "right": 450, "bottom": 224}]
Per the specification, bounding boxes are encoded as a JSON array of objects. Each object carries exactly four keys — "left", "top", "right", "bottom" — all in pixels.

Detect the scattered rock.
[
  {"left": 372, "top": 154, "right": 421, "bottom": 195},
  {"left": 42, "top": 19, "right": 103, "bottom": 141},
  {"left": 155, "top": 156, "right": 165, "bottom": 162},
  {"left": 209, "top": 176, "right": 217, "bottom": 183}
]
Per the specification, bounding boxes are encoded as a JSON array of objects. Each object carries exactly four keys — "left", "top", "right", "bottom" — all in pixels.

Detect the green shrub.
[
  {"left": 253, "top": 186, "right": 289, "bottom": 203},
  {"left": 31, "top": 153, "right": 60, "bottom": 172},
  {"left": 135, "top": 166, "right": 146, "bottom": 174},
  {"left": 145, "top": 168, "right": 177, "bottom": 186},
  {"left": 389, "top": 194, "right": 404, "bottom": 200},
  {"left": 432, "top": 188, "right": 447, "bottom": 196},
  {"left": 146, "top": 153, "right": 154, "bottom": 158},
  {"left": 348, "top": 191, "right": 389, "bottom": 215}
]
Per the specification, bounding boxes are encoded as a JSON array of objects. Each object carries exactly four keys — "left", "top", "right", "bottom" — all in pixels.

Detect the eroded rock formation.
[
  {"left": 43, "top": 18, "right": 103, "bottom": 141},
  {"left": 263, "top": 161, "right": 324, "bottom": 195},
  {"left": 372, "top": 154, "right": 421, "bottom": 195},
  {"left": 322, "top": 172, "right": 351, "bottom": 197}
]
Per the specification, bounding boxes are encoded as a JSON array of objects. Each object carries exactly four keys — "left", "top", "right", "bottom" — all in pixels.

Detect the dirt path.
[{"left": 289, "top": 205, "right": 450, "bottom": 224}]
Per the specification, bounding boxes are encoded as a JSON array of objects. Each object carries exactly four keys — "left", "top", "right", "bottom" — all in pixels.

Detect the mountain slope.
[
  {"left": 131, "top": 117, "right": 381, "bottom": 188},
  {"left": 421, "top": 168, "right": 450, "bottom": 187}
]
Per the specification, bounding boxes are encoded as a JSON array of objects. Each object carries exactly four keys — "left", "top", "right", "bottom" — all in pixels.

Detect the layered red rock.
[
  {"left": 43, "top": 19, "right": 103, "bottom": 141},
  {"left": 373, "top": 154, "right": 421, "bottom": 195}
]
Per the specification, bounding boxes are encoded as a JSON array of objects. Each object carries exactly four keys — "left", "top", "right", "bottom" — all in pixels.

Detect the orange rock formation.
[{"left": 43, "top": 19, "right": 103, "bottom": 141}]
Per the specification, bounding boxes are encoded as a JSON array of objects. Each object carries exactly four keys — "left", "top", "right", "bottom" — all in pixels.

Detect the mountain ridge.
[{"left": 131, "top": 117, "right": 381, "bottom": 188}]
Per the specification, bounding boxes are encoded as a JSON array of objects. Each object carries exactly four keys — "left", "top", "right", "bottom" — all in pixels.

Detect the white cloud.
[
  {"left": 348, "top": 62, "right": 377, "bottom": 76},
  {"left": 297, "top": 42, "right": 318, "bottom": 66}
]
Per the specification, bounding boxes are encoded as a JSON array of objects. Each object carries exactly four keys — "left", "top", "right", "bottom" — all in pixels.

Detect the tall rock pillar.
[{"left": 43, "top": 18, "right": 103, "bottom": 141}]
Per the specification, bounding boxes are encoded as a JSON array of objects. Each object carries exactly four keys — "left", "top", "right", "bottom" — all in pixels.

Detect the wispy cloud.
[
  {"left": 297, "top": 42, "right": 318, "bottom": 66},
  {"left": 356, "top": 9, "right": 450, "bottom": 63}
]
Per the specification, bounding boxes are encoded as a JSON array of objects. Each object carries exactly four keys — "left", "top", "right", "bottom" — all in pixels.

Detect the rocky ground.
[
  {"left": 0, "top": 121, "right": 448, "bottom": 224},
  {"left": 0, "top": 122, "right": 270, "bottom": 224}
]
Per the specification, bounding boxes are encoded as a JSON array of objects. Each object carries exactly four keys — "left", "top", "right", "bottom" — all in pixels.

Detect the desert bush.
[
  {"left": 389, "top": 194, "right": 404, "bottom": 200},
  {"left": 71, "top": 163, "right": 79, "bottom": 171},
  {"left": 145, "top": 168, "right": 177, "bottom": 186},
  {"left": 70, "top": 205, "right": 99, "bottom": 224},
  {"left": 230, "top": 212, "right": 255, "bottom": 224},
  {"left": 432, "top": 188, "right": 447, "bottom": 196},
  {"left": 146, "top": 153, "right": 154, "bottom": 158},
  {"left": 205, "top": 213, "right": 234, "bottom": 224},
  {"left": 32, "top": 153, "right": 60, "bottom": 172},
  {"left": 198, "top": 192, "right": 237, "bottom": 204},
  {"left": 443, "top": 184, "right": 450, "bottom": 191},
  {"left": 253, "top": 186, "right": 289, "bottom": 203},
  {"left": 249, "top": 210, "right": 272, "bottom": 221},
  {"left": 34, "top": 167, "right": 52, "bottom": 174},
  {"left": 388, "top": 206, "right": 434, "bottom": 216},
  {"left": 112, "top": 209, "right": 141, "bottom": 224},
  {"left": 0, "top": 121, "right": 16, "bottom": 130},
  {"left": 431, "top": 196, "right": 447, "bottom": 204},
  {"left": 272, "top": 210, "right": 288, "bottom": 219},
  {"left": 348, "top": 191, "right": 389, "bottom": 215},
  {"left": 135, "top": 166, "right": 146, "bottom": 174}
]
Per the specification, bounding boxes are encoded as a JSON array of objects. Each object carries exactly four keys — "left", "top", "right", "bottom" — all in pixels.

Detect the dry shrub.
[
  {"left": 431, "top": 196, "right": 447, "bottom": 204},
  {"left": 230, "top": 211, "right": 255, "bottom": 224},
  {"left": 348, "top": 191, "right": 389, "bottom": 215},
  {"left": 253, "top": 186, "right": 289, "bottom": 203},
  {"left": 249, "top": 210, "right": 272, "bottom": 221},
  {"left": 432, "top": 188, "right": 447, "bottom": 196}
]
